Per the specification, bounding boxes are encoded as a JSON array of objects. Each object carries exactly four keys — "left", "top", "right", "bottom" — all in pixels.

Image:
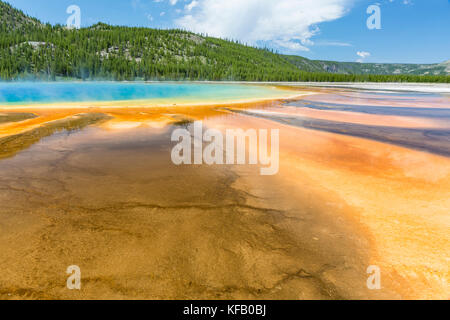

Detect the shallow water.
[
  {"left": 0, "top": 82, "right": 288, "bottom": 105},
  {"left": 0, "top": 84, "right": 449, "bottom": 300}
]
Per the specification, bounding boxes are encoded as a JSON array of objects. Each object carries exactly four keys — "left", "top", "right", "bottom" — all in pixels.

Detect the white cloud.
[
  {"left": 356, "top": 51, "right": 371, "bottom": 63},
  {"left": 169, "top": 0, "right": 178, "bottom": 5},
  {"left": 357, "top": 51, "right": 370, "bottom": 58},
  {"left": 175, "top": 0, "right": 354, "bottom": 52},
  {"left": 185, "top": 1, "right": 199, "bottom": 12}
]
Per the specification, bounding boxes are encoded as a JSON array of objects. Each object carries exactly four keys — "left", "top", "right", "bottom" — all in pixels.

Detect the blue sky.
[{"left": 5, "top": 0, "right": 450, "bottom": 64}]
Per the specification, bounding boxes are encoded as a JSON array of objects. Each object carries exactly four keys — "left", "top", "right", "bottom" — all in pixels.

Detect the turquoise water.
[{"left": 0, "top": 82, "right": 282, "bottom": 105}]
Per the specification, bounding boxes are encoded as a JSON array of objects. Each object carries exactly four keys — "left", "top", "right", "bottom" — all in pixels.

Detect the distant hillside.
[
  {"left": 0, "top": 1, "right": 41, "bottom": 30},
  {"left": 0, "top": 0, "right": 448, "bottom": 83},
  {"left": 283, "top": 55, "right": 450, "bottom": 76}
]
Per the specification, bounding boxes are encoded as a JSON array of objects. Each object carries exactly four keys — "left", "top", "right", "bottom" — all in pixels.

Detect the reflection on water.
[
  {"left": 0, "top": 112, "right": 37, "bottom": 124},
  {"left": 290, "top": 100, "right": 450, "bottom": 118},
  {"left": 0, "top": 86, "right": 449, "bottom": 300},
  {"left": 238, "top": 109, "right": 450, "bottom": 156},
  {"left": 0, "top": 113, "right": 110, "bottom": 160}
]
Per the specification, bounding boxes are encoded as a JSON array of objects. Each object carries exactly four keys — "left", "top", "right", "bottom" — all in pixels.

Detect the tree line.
[{"left": 0, "top": 23, "right": 448, "bottom": 83}]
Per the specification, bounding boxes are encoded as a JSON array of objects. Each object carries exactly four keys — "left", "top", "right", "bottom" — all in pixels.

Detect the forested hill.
[
  {"left": 0, "top": 0, "right": 40, "bottom": 30},
  {"left": 0, "top": 1, "right": 448, "bottom": 83},
  {"left": 283, "top": 55, "right": 450, "bottom": 77}
]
